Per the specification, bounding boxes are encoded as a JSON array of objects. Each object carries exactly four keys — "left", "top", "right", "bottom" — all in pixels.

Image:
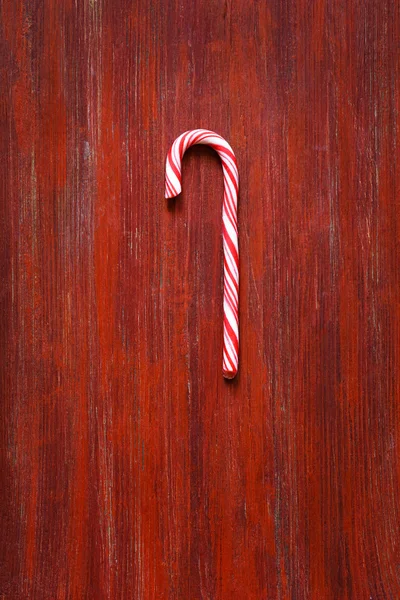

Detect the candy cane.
[{"left": 165, "top": 129, "right": 239, "bottom": 379}]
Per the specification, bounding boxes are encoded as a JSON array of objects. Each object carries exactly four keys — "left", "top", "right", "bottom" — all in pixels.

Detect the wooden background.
[{"left": 1, "top": 0, "right": 400, "bottom": 598}]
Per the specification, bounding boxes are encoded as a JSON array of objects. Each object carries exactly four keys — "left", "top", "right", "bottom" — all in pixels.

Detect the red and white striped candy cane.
[{"left": 165, "top": 129, "right": 239, "bottom": 379}]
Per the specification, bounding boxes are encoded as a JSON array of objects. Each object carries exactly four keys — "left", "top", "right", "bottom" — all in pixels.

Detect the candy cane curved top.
[{"left": 165, "top": 129, "right": 239, "bottom": 379}]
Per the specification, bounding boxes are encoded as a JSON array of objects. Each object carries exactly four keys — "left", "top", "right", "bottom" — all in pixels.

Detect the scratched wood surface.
[{"left": 1, "top": 1, "right": 400, "bottom": 598}]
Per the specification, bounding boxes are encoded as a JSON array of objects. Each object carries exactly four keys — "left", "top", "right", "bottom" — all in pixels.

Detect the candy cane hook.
[{"left": 165, "top": 129, "right": 239, "bottom": 379}]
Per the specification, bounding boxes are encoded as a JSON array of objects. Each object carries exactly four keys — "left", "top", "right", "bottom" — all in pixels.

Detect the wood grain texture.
[{"left": 1, "top": 0, "right": 400, "bottom": 598}]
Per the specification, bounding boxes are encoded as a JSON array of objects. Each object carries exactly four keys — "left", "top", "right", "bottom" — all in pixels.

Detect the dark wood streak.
[{"left": 1, "top": 0, "right": 400, "bottom": 598}]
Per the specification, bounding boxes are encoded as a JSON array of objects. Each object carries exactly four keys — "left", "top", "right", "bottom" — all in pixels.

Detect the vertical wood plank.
[{"left": 1, "top": 0, "right": 400, "bottom": 598}]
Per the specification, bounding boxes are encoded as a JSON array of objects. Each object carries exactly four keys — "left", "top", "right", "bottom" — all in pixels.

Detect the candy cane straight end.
[
  {"left": 223, "top": 367, "right": 237, "bottom": 380},
  {"left": 165, "top": 129, "right": 239, "bottom": 379}
]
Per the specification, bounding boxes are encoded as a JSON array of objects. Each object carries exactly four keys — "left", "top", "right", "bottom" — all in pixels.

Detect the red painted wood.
[{"left": 1, "top": 1, "right": 400, "bottom": 598}]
